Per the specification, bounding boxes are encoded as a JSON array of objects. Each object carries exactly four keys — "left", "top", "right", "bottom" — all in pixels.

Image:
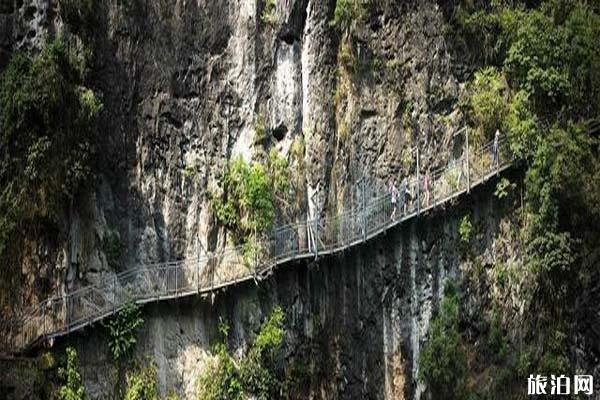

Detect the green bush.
[
  {"left": 419, "top": 282, "right": 467, "bottom": 400},
  {"left": 331, "top": 0, "right": 365, "bottom": 32},
  {"left": 103, "top": 299, "right": 144, "bottom": 363},
  {"left": 254, "top": 114, "right": 267, "bottom": 145},
  {"left": 505, "top": 90, "right": 538, "bottom": 157},
  {"left": 211, "top": 153, "right": 291, "bottom": 246},
  {"left": 164, "top": 392, "right": 181, "bottom": 400},
  {"left": 197, "top": 340, "right": 243, "bottom": 400},
  {"left": 459, "top": 215, "right": 473, "bottom": 243},
  {"left": 197, "top": 307, "right": 285, "bottom": 400},
  {"left": 215, "top": 158, "right": 274, "bottom": 235},
  {"left": 338, "top": 40, "right": 359, "bottom": 75},
  {"left": 261, "top": 0, "right": 277, "bottom": 26},
  {"left": 0, "top": 38, "right": 101, "bottom": 262},
  {"left": 242, "top": 237, "right": 265, "bottom": 268},
  {"left": 470, "top": 67, "right": 508, "bottom": 144},
  {"left": 538, "top": 329, "right": 570, "bottom": 375},
  {"left": 58, "top": 347, "right": 86, "bottom": 400},
  {"left": 267, "top": 148, "right": 290, "bottom": 202},
  {"left": 494, "top": 177, "right": 515, "bottom": 200},
  {"left": 251, "top": 306, "right": 284, "bottom": 358},
  {"left": 124, "top": 361, "right": 158, "bottom": 400}
]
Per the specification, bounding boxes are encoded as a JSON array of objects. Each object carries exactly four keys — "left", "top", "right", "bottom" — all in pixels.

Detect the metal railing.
[{"left": 1, "top": 133, "right": 515, "bottom": 354}]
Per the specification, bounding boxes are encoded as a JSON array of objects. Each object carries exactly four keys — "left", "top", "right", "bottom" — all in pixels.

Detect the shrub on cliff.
[
  {"left": 210, "top": 151, "right": 291, "bottom": 265},
  {"left": 331, "top": 0, "right": 366, "bottom": 32},
  {"left": 469, "top": 67, "right": 509, "bottom": 144},
  {"left": 211, "top": 157, "right": 275, "bottom": 236},
  {"left": 197, "top": 307, "right": 285, "bottom": 400},
  {"left": 123, "top": 361, "right": 159, "bottom": 400},
  {"left": 419, "top": 282, "right": 467, "bottom": 400},
  {"left": 58, "top": 347, "right": 86, "bottom": 400},
  {"left": 261, "top": 0, "right": 277, "bottom": 26},
  {"left": 102, "top": 299, "right": 144, "bottom": 363},
  {"left": 0, "top": 37, "right": 101, "bottom": 268},
  {"left": 451, "top": 0, "right": 600, "bottom": 390}
]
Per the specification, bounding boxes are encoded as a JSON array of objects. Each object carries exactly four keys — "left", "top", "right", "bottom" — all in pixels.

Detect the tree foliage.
[
  {"left": 261, "top": 0, "right": 277, "bottom": 26},
  {"left": 459, "top": 215, "right": 473, "bottom": 243},
  {"left": 212, "top": 158, "right": 275, "bottom": 236},
  {"left": 470, "top": 66, "right": 509, "bottom": 143},
  {"left": 103, "top": 299, "right": 144, "bottom": 363},
  {"left": 58, "top": 347, "right": 86, "bottom": 400},
  {"left": 331, "top": 0, "right": 366, "bottom": 32},
  {"left": 451, "top": 0, "right": 600, "bottom": 388},
  {"left": 211, "top": 151, "right": 291, "bottom": 261},
  {"left": 0, "top": 38, "right": 101, "bottom": 263},
  {"left": 419, "top": 282, "right": 467, "bottom": 400},
  {"left": 123, "top": 361, "right": 159, "bottom": 400},
  {"left": 197, "top": 307, "right": 285, "bottom": 400}
]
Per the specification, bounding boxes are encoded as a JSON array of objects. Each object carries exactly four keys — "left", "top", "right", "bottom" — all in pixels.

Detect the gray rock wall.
[
  {"left": 0, "top": 1, "right": 532, "bottom": 399},
  {"left": 1, "top": 0, "right": 466, "bottom": 304},
  {"left": 63, "top": 181, "right": 515, "bottom": 400}
]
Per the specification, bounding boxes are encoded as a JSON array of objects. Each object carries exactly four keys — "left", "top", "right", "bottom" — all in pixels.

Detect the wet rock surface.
[{"left": 1, "top": 1, "right": 598, "bottom": 399}]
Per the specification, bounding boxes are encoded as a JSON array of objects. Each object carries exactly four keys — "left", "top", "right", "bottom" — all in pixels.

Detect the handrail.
[{"left": 2, "top": 133, "right": 515, "bottom": 354}]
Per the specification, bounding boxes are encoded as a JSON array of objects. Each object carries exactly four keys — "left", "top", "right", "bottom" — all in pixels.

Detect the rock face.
[
  {"left": 1, "top": 0, "right": 465, "bottom": 294},
  {"left": 52, "top": 181, "right": 519, "bottom": 400},
  {"left": 0, "top": 0, "right": 499, "bottom": 398},
  {"left": 1, "top": 171, "right": 535, "bottom": 400},
  {"left": 6, "top": 1, "right": 599, "bottom": 400}
]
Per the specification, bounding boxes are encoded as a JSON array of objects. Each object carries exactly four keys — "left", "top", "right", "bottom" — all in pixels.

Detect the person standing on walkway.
[
  {"left": 493, "top": 129, "right": 500, "bottom": 166},
  {"left": 423, "top": 170, "right": 431, "bottom": 207},
  {"left": 456, "top": 159, "right": 464, "bottom": 190},
  {"left": 400, "top": 177, "right": 410, "bottom": 215},
  {"left": 389, "top": 179, "right": 399, "bottom": 220}
]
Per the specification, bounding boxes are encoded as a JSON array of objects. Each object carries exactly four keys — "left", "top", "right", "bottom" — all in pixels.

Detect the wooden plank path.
[{"left": 1, "top": 134, "right": 516, "bottom": 355}]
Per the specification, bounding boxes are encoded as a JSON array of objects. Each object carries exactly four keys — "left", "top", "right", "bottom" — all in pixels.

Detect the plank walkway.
[{"left": 1, "top": 134, "right": 516, "bottom": 354}]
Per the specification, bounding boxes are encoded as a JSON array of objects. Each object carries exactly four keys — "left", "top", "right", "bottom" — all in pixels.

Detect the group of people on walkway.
[
  {"left": 388, "top": 171, "right": 432, "bottom": 221},
  {"left": 388, "top": 129, "right": 501, "bottom": 221}
]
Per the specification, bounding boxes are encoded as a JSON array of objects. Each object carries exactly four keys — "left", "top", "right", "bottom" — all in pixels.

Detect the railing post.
[
  {"left": 66, "top": 294, "right": 70, "bottom": 334},
  {"left": 466, "top": 127, "right": 471, "bottom": 193},
  {"left": 497, "top": 135, "right": 501, "bottom": 174},
  {"left": 362, "top": 179, "right": 366, "bottom": 242},
  {"left": 314, "top": 213, "right": 319, "bottom": 259},
  {"left": 197, "top": 239, "right": 201, "bottom": 293},
  {"left": 416, "top": 146, "right": 421, "bottom": 216},
  {"left": 113, "top": 275, "right": 117, "bottom": 313},
  {"left": 175, "top": 262, "right": 178, "bottom": 296},
  {"left": 211, "top": 252, "right": 215, "bottom": 293},
  {"left": 42, "top": 300, "right": 47, "bottom": 341}
]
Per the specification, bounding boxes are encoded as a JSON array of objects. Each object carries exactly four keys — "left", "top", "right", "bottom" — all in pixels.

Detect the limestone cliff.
[
  {"left": 1, "top": 0, "right": 466, "bottom": 305},
  {"left": 1, "top": 0, "right": 598, "bottom": 399}
]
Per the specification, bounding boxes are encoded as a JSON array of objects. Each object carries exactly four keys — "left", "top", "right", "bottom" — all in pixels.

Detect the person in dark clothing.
[
  {"left": 400, "top": 177, "right": 410, "bottom": 215},
  {"left": 389, "top": 179, "right": 399, "bottom": 220}
]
